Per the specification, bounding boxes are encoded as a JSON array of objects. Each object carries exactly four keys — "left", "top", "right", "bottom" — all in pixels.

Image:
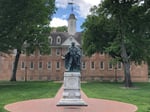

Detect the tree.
[
  {"left": 51, "top": 26, "right": 68, "bottom": 32},
  {"left": 82, "top": 0, "right": 150, "bottom": 87},
  {"left": 0, "top": 0, "right": 56, "bottom": 81}
]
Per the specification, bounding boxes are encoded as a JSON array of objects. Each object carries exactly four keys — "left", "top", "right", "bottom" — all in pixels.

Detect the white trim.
[
  {"left": 21, "top": 61, "right": 26, "bottom": 70},
  {"left": 56, "top": 36, "right": 61, "bottom": 44},
  {"left": 48, "top": 36, "right": 53, "bottom": 45},
  {"left": 56, "top": 61, "right": 61, "bottom": 70},
  {"left": 47, "top": 61, "right": 52, "bottom": 70},
  {"left": 99, "top": 51, "right": 104, "bottom": 56},
  {"left": 56, "top": 48, "right": 61, "bottom": 56},
  {"left": 100, "top": 61, "right": 104, "bottom": 70},
  {"left": 38, "top": 61, "right": 43, "bottom": 70},
  {"left": 117, "top": 62, "right": 122, "bottom": 70},
  {"left": 62, "top": 36, "right": 80, "bottom": 46},
  {"left": 90, "top": 61, "right": 95, "bottom": 70},
  {"left": 30, "top": 61, "right": 34, "bottom": 70},
  {"left": 82, "top": 61, "right": 86, "bottom": 70},
  {"left": 108, "top": 61, "right": 113, "bottom": 70}
]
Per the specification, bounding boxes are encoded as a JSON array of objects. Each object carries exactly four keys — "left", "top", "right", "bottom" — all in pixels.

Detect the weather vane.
[{"left": 68, "top": 0, "right": 74, "bottom": 13}]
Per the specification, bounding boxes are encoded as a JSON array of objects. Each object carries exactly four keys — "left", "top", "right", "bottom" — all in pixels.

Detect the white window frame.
[
  {"left": 90, "top": 61, "right": 95, "bottom": 70},
  {"left": 48, "top": 36, "right": 53, "bottom": 45},
  {"left": 108, "top": 61, "right": 113, "bottom": 70},
  {"left": 117, "top": 62, "right": 122, "bottom": 70},
  {"left": 30, "top": 61, "right": 34, "bottom": 70},
  {"left": 100, "top": 61, "right": 104, "bottom": 70},
  {"left": 56, "top": 36, "right": 61, "bottom": 44},
  {"left": 47, "top": 61, "right": 52, "bottom": 70},
  {"left": 56, "top": 48, "right": 61, "bottom": 56},
  {"left": 21, "top": 61, "right": 26, "bottom": 70},
  {"left": 99, "top": 51, "right": 104, "bottom": 56},
  {"left": 38, "top": 61, "right": 43, "bottom": 70},
  {"left": 56, "top": 61, "right": 61, "bottom": 70},
  {"left": 82, "top": 61, "right": 86, "bottom": 70}
]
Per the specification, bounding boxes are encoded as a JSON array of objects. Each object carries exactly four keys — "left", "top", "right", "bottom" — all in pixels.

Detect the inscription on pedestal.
[
  {"left": 64, "top": 77, "right": 79, "bottom": 89},
  {"left": 57, "top": 72, "right": 87, "bottom": 106}
]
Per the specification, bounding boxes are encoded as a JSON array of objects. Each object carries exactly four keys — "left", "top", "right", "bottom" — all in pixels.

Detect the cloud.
[
  {"left": 55, "top": 0, "right": 68, "bottom": 8},
  {"left": 55, "top": 0, "right": 101, "bottom": 18},
  {"left": 49, "top": 18, "right": 68, "bottom": 27}
]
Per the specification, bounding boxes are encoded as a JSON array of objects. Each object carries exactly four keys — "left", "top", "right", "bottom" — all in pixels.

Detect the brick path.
[{"left": 5, "top": 86, "right": 137, "bottom": 112}]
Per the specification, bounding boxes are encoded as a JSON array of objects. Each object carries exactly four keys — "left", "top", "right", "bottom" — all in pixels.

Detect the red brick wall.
[{"left": 0, "top": 48, "right": 148, "bottom": 82}]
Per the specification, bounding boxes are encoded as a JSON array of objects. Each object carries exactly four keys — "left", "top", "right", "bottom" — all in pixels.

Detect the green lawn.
[
  {"left": 0, "top": 81, "right": 62, "bottom": 112},
  {"left": 0, "top": 81, "right": 150, "bottom": 112},
  {"left": 82, "top": 82, "right": 150, "bottom": 112}
]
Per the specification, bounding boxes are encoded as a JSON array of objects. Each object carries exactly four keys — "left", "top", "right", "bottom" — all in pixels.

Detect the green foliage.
[
  {"left": 82, "top": 82, "right": 150, "bottom": 112},
  {"left": 82, "top": 0, "right": 150, "bottom": 87},
  {"left": 82, "top": 0, "right": 150, "bottom": 63},
  {"left": 0, "top": 0, "right": 56, "bottom": 53},
  {"left": 0, "top": 81, "right": 62, "bottom": 112},
  {"left": 0, "top": 0, "right": 56, "bottom": 81},
  {"left": 51, "top": 26, "right": 68, "bottom": 32}
]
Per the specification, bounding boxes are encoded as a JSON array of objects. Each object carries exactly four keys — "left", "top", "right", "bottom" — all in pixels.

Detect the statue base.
[{"left": 57, "top": 72, "right": 87, "bottom": 106}]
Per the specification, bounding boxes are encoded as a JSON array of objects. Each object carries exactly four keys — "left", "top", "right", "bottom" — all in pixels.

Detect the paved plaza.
[{"left": 5, "top": 86, "right": 137, "bottom": 112}]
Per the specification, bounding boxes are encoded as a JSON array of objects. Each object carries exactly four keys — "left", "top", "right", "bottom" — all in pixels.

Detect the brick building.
[{"left": 0, "top": 13, "right": 148, "bottom": 82}]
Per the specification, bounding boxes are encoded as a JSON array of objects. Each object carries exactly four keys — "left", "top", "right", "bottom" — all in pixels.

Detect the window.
[
  {"left": 99, "top": 51, "right": 104, "bottom": 56},
  {"left": 21, "top": 61, "right": 25, "bottom": 70},
  {"left": 47, "top": 61, "right": 51, "bottom": 70},
  {"left": 48, "top": 36, "right": 53, "bottom": 45},
  {"left": 100, "top": 61, "right": 104, "bottom": 70},
  {"left": 56, "top": 36, "right": 61, "bottom": 44},
  {"left": 82, "top": 61, "right": 86, "bottom": 69},
  {"left": 56, "top": 61, "right": 60, "bottom": 70},
  {"left": 38, "top": 61, "right": 43, "bottom": 69},
  {"left": 30, "top": 61, "right": 34, "bottom": 70},
  {"left": 56, "top": 48, "right": 61, "bottom": 56},
  {"left": 91, "top": 61, "right": 95, "bottom": 69},
  {"left": 117, "top": 62, "right": 122, "bottom": 70},
  {"left": 108, "top": 62, "right": 113, "bottom": 70}
]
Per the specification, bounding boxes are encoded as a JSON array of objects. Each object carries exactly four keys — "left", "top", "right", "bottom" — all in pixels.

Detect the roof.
[
  {"left": 68, "top": 13, "right": 76, "bottom": 20},
  {"left": 49, "top": 32, "right": 82, "bottom": 47}
]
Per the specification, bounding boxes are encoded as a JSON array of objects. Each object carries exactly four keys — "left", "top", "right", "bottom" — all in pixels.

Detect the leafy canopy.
[{"left": 82, "top": 0, "right": 150, "bottom": 64}]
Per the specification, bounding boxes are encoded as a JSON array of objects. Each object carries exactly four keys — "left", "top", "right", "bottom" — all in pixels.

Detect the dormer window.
[
  {"left": 48, "top": 36, "right": 53, "bottom": 45},
  {"left": 57, "top": 36, "right": 61, "bottom": 44}
]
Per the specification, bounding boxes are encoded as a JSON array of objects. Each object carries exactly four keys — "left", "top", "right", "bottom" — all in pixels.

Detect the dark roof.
[
  {"left": 50, "top": 32, "right": 82, "bottom": 46},
  {"left": 68, "top": 13, "right": 76, "bottom": 20}
]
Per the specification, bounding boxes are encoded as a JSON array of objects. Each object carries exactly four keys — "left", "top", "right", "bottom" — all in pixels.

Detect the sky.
[{"left": 50, "top": 0, "right": 101, "bottom": 32}]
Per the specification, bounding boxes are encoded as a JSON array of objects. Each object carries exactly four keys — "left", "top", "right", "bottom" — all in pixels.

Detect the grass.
[
  {"left": 82, "top": 81, "right": 150, "bottom": 112},
  {"left": 0, "top": 81, "right": 62, "bottom": 112},
  {"left": 0, "top": 81, "right": 150, "bottom": 112}
]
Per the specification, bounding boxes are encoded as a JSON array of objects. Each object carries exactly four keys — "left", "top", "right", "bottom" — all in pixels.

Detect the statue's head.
[{"left": 71, "top": 42, "right": 75, "bottom": 47}]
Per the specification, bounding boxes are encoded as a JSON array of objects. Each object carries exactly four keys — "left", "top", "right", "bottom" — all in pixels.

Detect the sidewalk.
[{"left": 5, "top": 86, "right": 137, "bottom": 112}]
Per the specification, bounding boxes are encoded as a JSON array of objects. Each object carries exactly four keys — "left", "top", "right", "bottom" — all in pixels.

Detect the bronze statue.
[{"left": 65, "top": 42, "right": 81, "bottom": 72}]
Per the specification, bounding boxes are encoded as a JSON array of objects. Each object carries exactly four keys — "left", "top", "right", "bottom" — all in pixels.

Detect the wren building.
[{"left": 0, "top": 13, "right": 148, "bottom": 82}]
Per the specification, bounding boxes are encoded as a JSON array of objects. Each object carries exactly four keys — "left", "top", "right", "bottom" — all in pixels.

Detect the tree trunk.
[
  {"left": 10, "top": 49, "right": 21, "bottom": 81},
  {"left": 121, "top": 41, "right": 132, "bottom": 87},
  {"left": 118, "top": 13, "right": 133, "bottom": 87}
]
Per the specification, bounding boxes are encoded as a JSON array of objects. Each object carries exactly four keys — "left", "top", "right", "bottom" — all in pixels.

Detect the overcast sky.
[{"left": 50, "top": 0, "right": 101, "bottom": 31}]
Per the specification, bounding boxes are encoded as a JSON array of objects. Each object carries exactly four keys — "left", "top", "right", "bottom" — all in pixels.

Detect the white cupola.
[{"left": 68, "top": 13, "right": 76, "bottom": 35}]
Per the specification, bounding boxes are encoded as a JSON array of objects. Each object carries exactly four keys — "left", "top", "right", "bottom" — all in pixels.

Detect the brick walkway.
[{"left": 5, "top": 86, "right": 137, "bottom": 112}]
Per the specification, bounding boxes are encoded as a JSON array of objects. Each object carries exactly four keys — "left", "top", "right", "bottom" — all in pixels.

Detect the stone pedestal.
[{"left": 57, "top": 72, "right": 87, "bottom": 106}]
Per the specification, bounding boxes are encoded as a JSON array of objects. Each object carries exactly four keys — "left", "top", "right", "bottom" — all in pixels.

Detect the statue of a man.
[{"left": 65, "top": 42, "right": 81, "bottom": 72}]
